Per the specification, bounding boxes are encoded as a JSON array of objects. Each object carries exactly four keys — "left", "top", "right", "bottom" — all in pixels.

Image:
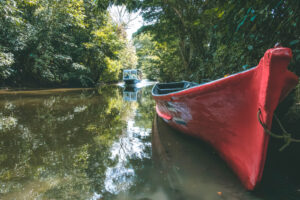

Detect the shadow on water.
[
  {"left": 254, "top": 87, "right": 300, "bottom": 200},
  {"left": 0, "top": 84, "right": 299, "bottom": 200},
  {"left": 152, "top": 113, "right": 300, "bottom": 200},
  {"left": 151, "top": 114, "right": 257, "bottom": 200}
]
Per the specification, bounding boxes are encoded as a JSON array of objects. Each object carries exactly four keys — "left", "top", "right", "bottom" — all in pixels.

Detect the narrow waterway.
[{"left": 0, "top": 84, "right": 299, "bottom": 200}]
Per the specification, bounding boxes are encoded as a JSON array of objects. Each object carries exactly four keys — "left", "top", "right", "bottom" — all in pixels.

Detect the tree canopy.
[
  {"left": 1, "top": 0, "right": 299, "bottom": 86},
  {"left": 129, "top": 0, "right": 300, "bottom": 82},
  {"left": 0, "top": 0, "right": 137, "bottom": 87}
]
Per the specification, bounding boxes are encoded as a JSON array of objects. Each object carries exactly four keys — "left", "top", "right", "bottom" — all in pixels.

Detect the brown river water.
[{"left": 0, "top": 84, "right": 299, "bottom": 200}]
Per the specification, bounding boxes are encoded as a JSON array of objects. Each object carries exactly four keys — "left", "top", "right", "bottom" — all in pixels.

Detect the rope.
[{"left": 257, "top": 109, "right": 300, "bottom": 151}]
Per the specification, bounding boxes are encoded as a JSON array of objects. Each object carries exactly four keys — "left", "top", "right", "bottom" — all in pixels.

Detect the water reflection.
[
  {"left": 0, "top": 85, "right": 299, "bottom": 200},
  {"left": 122, "top": 86, "right": 141, "bottom": 102},
  {"left": 152, "top": 115, "right": 258, "bottom": 200},
  {"left": 104, "top": 120, "right": 151, "bottom": 194},
  {"left": 0, "top": 86, "right": 154, "bottom": 200}
]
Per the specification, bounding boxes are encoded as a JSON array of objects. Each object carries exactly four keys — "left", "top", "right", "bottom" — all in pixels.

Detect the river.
[{"left": 0, "top": 84, "right": 299, "bottom": 200}]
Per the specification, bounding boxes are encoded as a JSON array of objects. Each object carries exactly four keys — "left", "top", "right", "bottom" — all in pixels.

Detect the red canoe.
[{"left": 152, "top": 47, "right": 299, "bottom": 190}]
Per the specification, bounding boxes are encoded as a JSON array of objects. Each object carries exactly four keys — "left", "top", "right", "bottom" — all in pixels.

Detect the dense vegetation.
[
  {"left": 129, "top": 0, "right": 300, "bottom": 82},
  {"left": 1, "top": 0, "right": 299, "bottom": 85},
  {"left": 0, "top": 0, "right": 137, "bottom": 87}
]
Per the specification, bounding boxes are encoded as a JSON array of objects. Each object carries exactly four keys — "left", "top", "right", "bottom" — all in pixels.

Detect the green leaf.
[
  {"left": 295, "top": 53, "right": 300, "bottom": 61},
  {"left": 218, "top": 11, "right": 224, "bottom": 18},
  {"left": 250, "top": 15, "right": 256, "bottom": 22},
  {"left": 289, "top": 40, "right": 299, "bottom": 46}
]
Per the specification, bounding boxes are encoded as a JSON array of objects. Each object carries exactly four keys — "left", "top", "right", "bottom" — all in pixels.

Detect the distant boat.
[
  {"left": 152, "top": 46, "right": 299, "bottom": 190},
  {"left": 123, "top": 69, "right": 142, "bottom": 85}
]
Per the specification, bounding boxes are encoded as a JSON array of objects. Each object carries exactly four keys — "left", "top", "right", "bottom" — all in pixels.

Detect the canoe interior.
[{"left": 152, "top": 81, "right": 198, "bottom": 95}]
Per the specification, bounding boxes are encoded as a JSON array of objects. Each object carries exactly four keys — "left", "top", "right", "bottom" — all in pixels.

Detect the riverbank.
[{"left": 0, "top": 88, "right": 95, "bottom": 95}]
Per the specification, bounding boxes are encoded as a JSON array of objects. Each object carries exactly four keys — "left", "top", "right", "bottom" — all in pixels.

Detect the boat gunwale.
[{"left": 152, "top": 67, "right": 256, "bottom": 97}]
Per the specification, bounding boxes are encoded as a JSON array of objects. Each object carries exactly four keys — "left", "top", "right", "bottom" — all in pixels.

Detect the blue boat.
[{"left": 123, "top": 69, "right": 142, "bottom": 85}]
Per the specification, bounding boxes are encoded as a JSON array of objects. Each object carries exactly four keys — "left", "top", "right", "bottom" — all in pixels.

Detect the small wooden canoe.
[{"left": 152, "top": 47, "right": 299, "bottom": 190}]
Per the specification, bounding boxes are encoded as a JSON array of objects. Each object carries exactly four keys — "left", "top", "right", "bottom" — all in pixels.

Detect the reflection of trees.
[
  {"left": 0, "top": 87, "right": 133, "bottom": 199},
  {"left": 99, "top": 86, "right": 156, "bottom": 199},
  {"left": 134, "top": 86, "right": 156, "bottom": 129},
  {"left": 0, "top": 86, "right": 157, "bottom": 199},
  {"left": 0, "top": 91, "right": 92, "bottom": 199}
]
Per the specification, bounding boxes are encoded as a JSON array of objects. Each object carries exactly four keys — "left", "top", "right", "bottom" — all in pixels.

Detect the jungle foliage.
[
  {"left": 0, "top": 0, "right": 136, "bottom": 87},
  {"left": 125, "top": 0, "right": 300, "bottom": 82},
  {"left": 1, "top": 0, "right": 299, "bottom": 85}
]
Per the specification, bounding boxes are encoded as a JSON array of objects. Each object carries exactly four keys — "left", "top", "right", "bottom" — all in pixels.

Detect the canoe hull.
[{"left": 152, "top": 47, "right": 299, "bottom": 190}]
